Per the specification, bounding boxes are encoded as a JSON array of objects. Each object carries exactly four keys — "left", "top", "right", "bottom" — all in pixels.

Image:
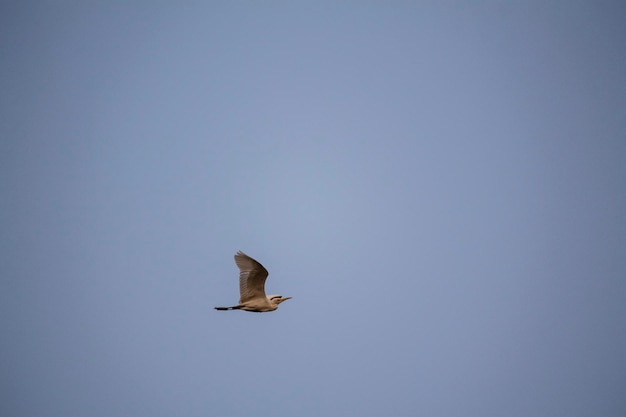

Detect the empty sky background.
[{"left": 1, "top": 2, "right": 625, "bottom": 416}]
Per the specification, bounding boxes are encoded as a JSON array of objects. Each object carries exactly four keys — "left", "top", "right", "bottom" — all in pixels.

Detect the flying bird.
[{"left": 215, "top": 251, "right": 292, "bottom": 312}]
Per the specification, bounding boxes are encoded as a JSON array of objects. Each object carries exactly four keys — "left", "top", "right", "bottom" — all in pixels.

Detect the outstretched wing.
[{"left": 234, "top": 251, "right": 269, "bottom": 304}]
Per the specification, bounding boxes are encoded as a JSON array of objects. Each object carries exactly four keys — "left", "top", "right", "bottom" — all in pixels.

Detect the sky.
[{"left": 1, "top": 2, "right": 625, "bottom": 416}]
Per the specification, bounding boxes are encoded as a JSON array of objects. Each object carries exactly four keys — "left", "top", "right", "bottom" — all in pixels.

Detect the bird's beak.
[{"left": 283, "top": 297, "right": 292, "bottom": 300}]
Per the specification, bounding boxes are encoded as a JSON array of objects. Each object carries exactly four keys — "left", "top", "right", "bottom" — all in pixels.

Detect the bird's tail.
[{"left": 214, "top": 305, "right": 242, "bottom": 311}]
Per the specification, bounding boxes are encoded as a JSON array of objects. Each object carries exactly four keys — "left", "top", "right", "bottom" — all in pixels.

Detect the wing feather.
[{"left": 234, "top": 251, "right": 269, "bottom": 304}]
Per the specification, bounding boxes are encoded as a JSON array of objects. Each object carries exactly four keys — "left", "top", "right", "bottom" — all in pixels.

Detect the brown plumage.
[{"left": 215, "top": 251, "right": 291, "bottom": 312}]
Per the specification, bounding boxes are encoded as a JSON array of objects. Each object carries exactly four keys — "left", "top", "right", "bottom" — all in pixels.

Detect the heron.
[{"left": 215, "top": 251, "right": 292, "bottom": 312}]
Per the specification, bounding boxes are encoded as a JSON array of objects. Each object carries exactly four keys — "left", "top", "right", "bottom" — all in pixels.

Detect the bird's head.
[{"left": 268, "top": 295, "right": 292, "bottom": 308}]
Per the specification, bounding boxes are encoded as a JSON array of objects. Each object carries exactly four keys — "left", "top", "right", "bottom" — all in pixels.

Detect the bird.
[{"left": 215, "top": 251, "right": 292, "bottom": 312}]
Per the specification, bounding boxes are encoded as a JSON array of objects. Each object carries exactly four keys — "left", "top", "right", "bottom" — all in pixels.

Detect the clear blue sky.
[{"left": 1, "top": 2, "right": 625, "bottom": 416}]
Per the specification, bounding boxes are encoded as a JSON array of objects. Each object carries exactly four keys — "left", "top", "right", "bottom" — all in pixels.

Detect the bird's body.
[{"left": 215, "top": 251, "right": 291, "bottom": 313}]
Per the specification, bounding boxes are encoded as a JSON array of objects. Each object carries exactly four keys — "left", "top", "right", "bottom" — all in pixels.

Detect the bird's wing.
[{"left": 234, "top": 251, "right": 269, "bottom": 304}]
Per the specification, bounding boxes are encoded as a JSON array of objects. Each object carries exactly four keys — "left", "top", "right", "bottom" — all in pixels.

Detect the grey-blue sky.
[{"left": 1, "top": 2, "right": 625, "bottom": 416}]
